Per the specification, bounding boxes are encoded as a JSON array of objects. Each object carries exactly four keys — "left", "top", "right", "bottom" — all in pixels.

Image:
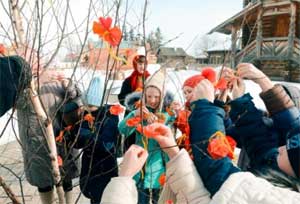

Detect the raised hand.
[
  {"left": 232, "top": 77, "right": 246, "bottom": 100},
  {"left": 146, "top": 123, "right": 179, "bottom": 159},
  {"left": 119, "top": 144, "right": 148, "bottom": 177},
  {"left": 236, "top": 63, "right": 273, "bottom": 92}
]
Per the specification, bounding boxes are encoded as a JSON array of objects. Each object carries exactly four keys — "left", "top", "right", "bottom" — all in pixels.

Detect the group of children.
[
  {"left": 101, "top": 62, "right": 300, "bottom": 203},
  {"left": 2, "top": 53, "right": 300, "bottom": 204}
]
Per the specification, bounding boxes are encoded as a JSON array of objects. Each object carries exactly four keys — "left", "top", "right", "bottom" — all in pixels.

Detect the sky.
[
  {"left": 0, "top": 0, "right": 243, "bottom": 56},
  {"left": 145, "top": 0, "right": 243, "bottom": 54}
]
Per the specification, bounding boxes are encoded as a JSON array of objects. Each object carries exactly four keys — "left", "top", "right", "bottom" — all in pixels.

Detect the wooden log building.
[{"left": 209, "top": 0, "right": 300, "bottom": 82}]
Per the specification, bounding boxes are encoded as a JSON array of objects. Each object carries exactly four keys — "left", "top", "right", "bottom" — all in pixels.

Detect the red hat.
[{"left": 183, "top": 67, "right": 216, "bottom": 88}]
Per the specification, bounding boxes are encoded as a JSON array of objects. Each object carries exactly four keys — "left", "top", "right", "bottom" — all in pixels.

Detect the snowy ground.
[{"left": 1, "top": 66, "right": 300, "bottom": 145}]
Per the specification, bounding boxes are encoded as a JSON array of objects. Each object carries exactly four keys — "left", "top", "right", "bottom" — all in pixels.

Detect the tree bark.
[
  {"left": 0, "top": 176, "right": 21, "bottom": 204},
  {"left": 10, "top": 0, "right": 65, "bottom": 203}
]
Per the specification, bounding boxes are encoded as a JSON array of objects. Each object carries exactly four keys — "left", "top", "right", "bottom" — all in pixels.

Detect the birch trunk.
[{"left": 10, "top": 0, "right": 65, "bottom": 203}]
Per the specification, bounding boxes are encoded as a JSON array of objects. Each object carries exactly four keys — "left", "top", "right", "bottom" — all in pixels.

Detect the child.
[{"left": 62, "top": 77, "right": 120, "bottom": 204}]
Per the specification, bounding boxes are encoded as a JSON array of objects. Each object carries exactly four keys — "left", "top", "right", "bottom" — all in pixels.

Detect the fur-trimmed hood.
[{"left": 124, "top": 91, "right": 174, "bottom": 112}]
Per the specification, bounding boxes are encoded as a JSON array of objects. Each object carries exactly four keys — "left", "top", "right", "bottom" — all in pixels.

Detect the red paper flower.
[
  {"left": 0, "top": 44, "right": 6, "bottom": 55},
  {"left": 165, "top": 200, "right": 174, "bottom": 204},
  {"left": 109, "top": 104, "right": 124, "bottom": 115},
  {"left": 207, "top": 131, "right": 236, "bottom": 160},
  {"left": 57, "top": 155, "right": 63, "bottom": 167},
  {"left": 159, "top": 173, "right": 166, "bottom": 186},
  {"left": 93, "top": 17, "right": 122, "bottom": 47},
  {"left": 136, "top": 123, "right": 168, "bottom": 138},
  {"left": 126, "top": 116, "right": 142, "bottom": 127},
  {"left": 214, "top": 77, "right": 228, "bottom": 90}
]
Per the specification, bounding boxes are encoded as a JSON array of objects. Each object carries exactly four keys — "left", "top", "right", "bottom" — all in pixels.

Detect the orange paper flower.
[
  {"left": 165, "top": 200, "right": 174, "bottom": 204},
  {"left": 207, "top": 131, "right": 236, "bottom": 160},
  {"left": 93, "top": 17, "right": 122, "bottom": 47},
  {"left": 159, "top": 173, "right": 166, "bottom": 186},
  {"left": 84, "top": 113, "right": 95, "bottom": 124},
  {"left": 109, "top": 104, "right": 124, "bottom": 115},
  {"left": 214, "top": 77, "right": 228, "bottom": 90},
  {"left": 136, "top": 123, "right": 168, "bottom": 138},
  {"left": 135, "top": 87, "right": 143, "bottom": 92},
  {"left": 57, "top": 155, "right": 63, "bottom": 167},
  {"left": 174, "top": 110, "right": 191, "bottom": 136},
  {"left": 166, "top": 107, "right": 175, "bottom": 116},
  {"left": 56, "top": 130, "right": 64, "bottom": 142},
  {"left": 126, "top": 116, "right": 142, "bottom": 127}
]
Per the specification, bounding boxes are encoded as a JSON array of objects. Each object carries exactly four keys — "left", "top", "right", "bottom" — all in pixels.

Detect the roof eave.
[{"left": 208, "top": 2, "right": 262, "bottom": 35}]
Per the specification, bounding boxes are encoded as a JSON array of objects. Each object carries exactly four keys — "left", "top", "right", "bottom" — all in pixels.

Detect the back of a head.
[
  {"left": 282, "top": 84, "right": 300, "bottom": 109},
  {"left": 85, "top": 76, "right": 104, "bottom": 107}
]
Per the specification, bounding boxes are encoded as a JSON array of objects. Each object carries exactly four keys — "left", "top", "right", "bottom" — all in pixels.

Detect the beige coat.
[{"left": 101, "top": 149, "right": 300, "bottom": 204}]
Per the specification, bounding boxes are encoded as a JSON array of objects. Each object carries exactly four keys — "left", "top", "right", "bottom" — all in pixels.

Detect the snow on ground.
[{"left": 1, "top": 66, "right": 300, "bottom": 145}]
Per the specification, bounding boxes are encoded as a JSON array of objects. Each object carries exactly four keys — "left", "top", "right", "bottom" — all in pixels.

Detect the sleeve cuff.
[{"left": 260, "top": 84, "right": 295, "bottom": 115}]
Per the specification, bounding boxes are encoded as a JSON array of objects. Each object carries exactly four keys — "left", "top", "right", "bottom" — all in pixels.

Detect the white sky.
[{"left": 0, "top": 0, "right": 243, "bottom": 56}]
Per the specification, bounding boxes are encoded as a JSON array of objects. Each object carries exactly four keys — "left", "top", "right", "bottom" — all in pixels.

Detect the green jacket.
[{"left": 118, "top": 110, "right": 174, "bottom": 189}]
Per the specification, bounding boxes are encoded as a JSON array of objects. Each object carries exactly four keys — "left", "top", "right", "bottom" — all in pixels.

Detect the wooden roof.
[
  {"left": 208, "top": 2, "right": 261, "bottom": 35},
  {"left": 209, "top": 0, "right": 300, "bottom": 35}
]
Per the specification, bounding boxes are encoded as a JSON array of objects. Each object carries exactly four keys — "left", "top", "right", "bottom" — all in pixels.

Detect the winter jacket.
[
  {"left": 0, "top": 56, "right": 31, "bottom": 117},
  {"left": 16, "top": 81, "right": 80, "bottom": 188},
  {"left": 260, "top": 84, "right": 300, "bottom": 145},
  {"left": 118, "top": 77, "right": 133, "bottom": 106},
  {"left": 226, "top": 93, "right": 280, "bottom": 170},
  {"left": 66, "top": 105, "right": 119, "bottom": 202},
  {"left": 101, "top": 148, "right": 300, "bottom": 204},
  {"left": 189, "top": 99, "right": 239, "bottom": 195},
  {"left": 118, "top": 109, "right": 174, "bottom": 189}
]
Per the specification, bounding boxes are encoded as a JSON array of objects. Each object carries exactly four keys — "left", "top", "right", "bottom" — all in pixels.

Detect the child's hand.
[
  {"left": 119, "top": 145, "right": 148, "bottom": 177},
  {"left": 232, "top": 77, "right": 245, "bottom": 99},
  {"left": 236, "top": 63, "right": 266, "bottom": 81},
  {"left": 236, "top": 63, "right": 273, "bottom": 92},
  {"left": 190, "top": 79, "right": 215, "bottom": 103},
  {"left": 146, "top": 123, "right": 179, "bottom": 159}
]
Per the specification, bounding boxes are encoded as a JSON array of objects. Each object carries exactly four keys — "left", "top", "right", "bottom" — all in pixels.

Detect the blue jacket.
[
  {"left": 189, "top": 99, "right": 239, "bottom": 196},
  {"left": 227, "top": 93, "right": 279, "bottom": 170},
  {"left": 227, "top": 93, "right": 300, "bottom": 172},
  {"left": 67, "top": 105, "right": 119, "bottom": 202},
  {"left": 118, "top": 108, "right": 174, "bottom": 189}
]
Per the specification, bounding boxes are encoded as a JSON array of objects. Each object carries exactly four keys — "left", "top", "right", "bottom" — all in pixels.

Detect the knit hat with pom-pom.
[{"left": 183, "top": 67, "right": 216, "bottom": 88}]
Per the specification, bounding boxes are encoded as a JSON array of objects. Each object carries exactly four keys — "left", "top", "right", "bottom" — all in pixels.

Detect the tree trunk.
[
  {"left": 10, "top": 0, "right": 65, "bottom": 203},
  {"left": 29, "top": 83, "right": 65, "bottom": 204},
  {"left": 0, "top": 176, "right": 21, "bottom": 204}
]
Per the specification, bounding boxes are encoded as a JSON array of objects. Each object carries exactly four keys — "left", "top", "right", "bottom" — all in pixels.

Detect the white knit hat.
[{"left": 144, "top": 68, "right": 167, "bottom": 111}]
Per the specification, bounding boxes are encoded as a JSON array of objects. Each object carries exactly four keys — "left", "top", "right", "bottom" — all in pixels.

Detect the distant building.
[
  {"left": 67, "top": 39, "right": 157, "bottom": 71},
  {"left": 157, "top": 47, "right": 190, "bottom": 69},
  {"left": 209, "top": 0, "right": 300, "bottom": 82},
  {"left": 195, "top": 53, "right": 208, "bottom": 64}
]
